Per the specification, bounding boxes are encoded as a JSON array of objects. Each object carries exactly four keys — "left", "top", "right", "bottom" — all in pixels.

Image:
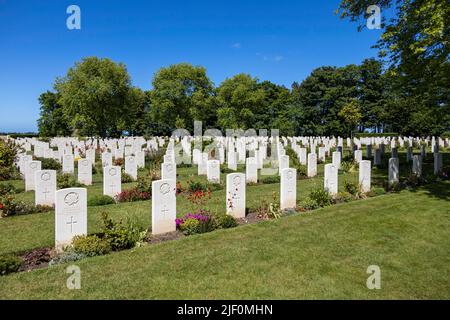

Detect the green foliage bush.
[
  {"left": 340, "top": 161, "right": 357, "bottom": 173},
  {"left": 213, "top": 213, "right": 238, "bottom": 229},
  {"left": 136, "top": 176, "right": 152, "bottom": 193},
  {"left": 0, "top": 182, "right": 18, "bottom": 195},
  {"left": 87, "top": 195, "right": 115, "bottom": 206},
  {"left": 0, "top": 139, "right": 19, "bottom": 168},
  {"left": 187, "top": 180, "right": 208, "bottom": 193},
  {"left": 207, "top": 182, "right": 224, "bottom": 191},
  {"left": 0, "top": 139, "right": 20, "bottom": 181},
  {"left": 260, "top": 175, "right": 280, "bottom": 184},
  {"left": 0, "top": 195, "right": 52, "bottom": 217},
  {"left": 334, "top": 191, "right": 355, "bottom": 203},
  {"left": 49, "top": 251, "right": 87, "bottom": 266},
  {"left": 254, "top": 192, "right": 282, "bottom": 219},
  {"left": 220, "top": 165, "right": 235, "bottom": 174},
  {"left": 121, "top": 172, "right": 134, "bottom": 183},
  {"left": 299, "top": 197, "right": 320, "bottom": 210},
  {"left": 0, "top": 254, "right": 22, "bottom": 276},
  {"left": 179, "top": 218, "right": 202, "bottom": 235},
  {"left": 57, "top": 173, "right": 84, "bottom": 189},
  {"left": 100, "top": 212, "right": 145, "bottom": 251},
  {"left": 344, "top": 180, "right": 360, "bottom": 196},
  {"left": 72, "top": 235, "right": 112, "bottom": 257},
  {"left": 34, "top": 157, "right": 61, "bottom": 170},
  {"left": 309, "top": 188, "right": 332, "bottom": 207}
]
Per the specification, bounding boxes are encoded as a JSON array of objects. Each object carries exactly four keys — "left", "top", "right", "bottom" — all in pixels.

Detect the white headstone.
[
  {"left": 299, "top": 148, "right": 307, "bottom": 165},
  {"left": 332, "top": 151, "right": 341, "bottom": 169},
  {"left": 278, "top": 155, "right": 289, "bottom": 175},
  {"left": 354, "top": 150, "right": 363, "bottom": 163},
  {"left": 359, "top": 160, "right": 371, "bottom": 193},
  {"left": 101, "top": 152, "right": 112, "bottom": 167},
  {"left": 151, "top": 179, "right": 176, "bottom": 235},
  {"left": 324, "top": 164, "right": 338, "bottom": 196},
  {"left": 280, "top": 168, "right": 297, "bottom": 210},
  {"left": 161, "top": 162, "right": 177, "bottom": 181},
  {"left": 245, "top": 159, "right": 258, "bottom": 183},
  {"left": 34, "top": 169, "right": 56, "bottom": 206},
  {"left": 388, "top": 158, "right": 399, "bottom": 185},
  {"left": 307, "top": 153, "right": 317, "bottom": 177},
  {"left": 434, "top": 153, "right": 442, "bottom": 175},
  {"left": 103, "top": 166, "right": 121, "bottom": 197},
  {"left": 55, "top": 188, "right": 87, "bottom": 251},
  {"left": 77, "top": 158, "right": 92, "bottom": 185},
  {"left": 25, "top": 160, "right": 42, "bottom": 191},
  {"left": 226, "top": 173, "right": 246, "bottom": 218},
  {"left": 125, "top": 155, "right": 137, "bottom": 180},
  {"left": 412, "top": 155, "right": 422, "bottom": 177},
  {"left": 206, "top": 160, "right": 220, "bottom": 183},
  {"left": 62, "top": 154, "right": 74, "bottom": 174}
]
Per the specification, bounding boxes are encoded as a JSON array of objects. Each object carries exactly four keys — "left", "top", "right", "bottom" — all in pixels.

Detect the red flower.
[{"left": 0, "top": 203, "right": 3, "bottom": 210}]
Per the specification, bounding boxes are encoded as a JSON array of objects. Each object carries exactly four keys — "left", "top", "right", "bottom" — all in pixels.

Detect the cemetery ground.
[{"left": 0, "top": 149, "right": 449, "bottom": 299}]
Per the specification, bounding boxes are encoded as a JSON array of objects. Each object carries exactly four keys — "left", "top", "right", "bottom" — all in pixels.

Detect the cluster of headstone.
[{"left": 8, "top": 134, "right": 447, "bottom": 251}]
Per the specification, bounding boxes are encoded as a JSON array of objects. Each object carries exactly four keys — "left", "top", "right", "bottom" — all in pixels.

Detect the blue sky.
[{"left": 0, "top": 0, "right": 383, "bottom": 132}]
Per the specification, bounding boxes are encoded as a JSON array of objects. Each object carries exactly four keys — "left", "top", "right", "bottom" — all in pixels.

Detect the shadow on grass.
[{"left": 408, "top": 180, "right": 450, "bottom": 201}]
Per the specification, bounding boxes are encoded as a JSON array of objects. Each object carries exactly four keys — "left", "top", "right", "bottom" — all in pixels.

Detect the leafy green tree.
[
  {"left": 358, "top": 59, "right": 388, "bottom": 133},
  {"left": 55, "top": 57, "right": 133, "bottom": 137},
  {"left": 338, "top": 0, "right": 450, "bottom": 135},
  {"left": 150, "top": 63, "right": 214, "bottom": 132},
  {"left": 216, "top": 74, "right": 266, "bottom": 130},
  {"left": 37, "top": 91, "right": 72, "bottom": 137},
  {"left": 338, "top": 99, "right": 362, "bottom": 136},
  {"left": 291, "top": 65, "right": 360, "bottom": 136}
]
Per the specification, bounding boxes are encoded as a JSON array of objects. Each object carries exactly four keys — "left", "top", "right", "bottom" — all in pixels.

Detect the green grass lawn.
[
  {"left": 0, "top": 149, "right": 449, "bottom": 299},
  {"left": 0, "top": 180, "right": 449, "bottom": 299}
]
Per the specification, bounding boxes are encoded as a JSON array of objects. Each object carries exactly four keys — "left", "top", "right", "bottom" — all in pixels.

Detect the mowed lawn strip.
[
  {"left": 0, "top": 166, "right": 360, "bottom": 255},
  {"left": 0, "top": 181, "right": 448, "bottom": 299}
]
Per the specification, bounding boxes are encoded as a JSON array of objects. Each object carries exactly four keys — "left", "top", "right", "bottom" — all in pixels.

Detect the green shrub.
[
  {"left": 0, "top": 195, "right": 51, "bottom": 217},
  {"left": 334, "top": 191, "right": 355, "bottom": 203},
  {"left": 0, "top": 254, "right": 22, "bottom": 276},
  {"left": 309, "top": 188, "right": 332, "bottom": 207},
  {"left": 340, "top": 161, "right": 357, "bottom": 173},
  {"left": 101, "top": 212, "right": 145, "bottom": 251},
  {"left": 121, "top": 172, "right": 134, "bottom": 183},
  {"left": 220, "top": 165, "right": 235, "bottom": 174},
  {"left": 72, "top": 235, "right": 112, "bottom": 257},
  {"left": 87, "top": 195, "right": 115, "bottom": 206},
  {"left": 260, "top": 175, "right": 280, "bottom": 184},
  {"left": 254, "top": 192, "right": 282, "bottom": 219},
  {"left": 187, "top": 180, "right": 208, "bottom": 193},
  {"left": 136, "top": 176, "right": 152, "bottom": 193},
  {"left": 0, "top": 139, "right": 20, "bottom": 180},
  {"left": 179, "top": 218, "right": 201, "bottom": 235},
  {"left": 299, "top": 197, "right": 319, "bottom": 210},
  {"left": 49, "top": 251, "right": 87, "bottom": 266},
  {"left": 207, "top": 182, "right": 224, "bottom": 191},
  {"left": 214, "top": 213, "right": 238, "bottom": 229},
  {"left": 368, "top": 187, "right": 387, "bottom": 197},
  {"left": 344, "top": 180, "right": 359, "bottom": 196},
  {"left": 57, "top": 173, "right": 84, "bottom": 189},
  {"left": 295, "top": 164, "right": 307, "bottom": 177},
  {"left": 34, "top": 157, "right": 61, "bottom": 170},
  {"left": 0, "top": 182, "right": 18, "bottom": 195}
]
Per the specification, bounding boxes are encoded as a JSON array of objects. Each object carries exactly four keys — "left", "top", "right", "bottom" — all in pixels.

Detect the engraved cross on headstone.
[
  {"left": 67, "top": 216, "right": 78, "bottom": 233},
  {"left": 42, "top": 187, "right": 51, "bottom": 200},
  {"left": 161, "top": 205, "right": 169, "bottom": 215}
]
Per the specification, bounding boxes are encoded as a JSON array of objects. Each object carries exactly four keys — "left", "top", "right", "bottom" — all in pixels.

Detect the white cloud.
[
  {"left": 274, "top": 55, "right": 284, "bottom": 62},
  {"left": 231, "top": 43, "right": 241, "bottom": 49}
]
